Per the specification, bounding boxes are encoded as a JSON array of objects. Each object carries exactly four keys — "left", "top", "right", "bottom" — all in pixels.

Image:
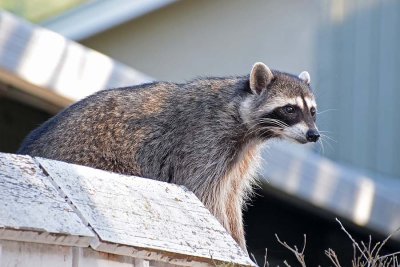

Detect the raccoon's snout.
[{"left": 306, "top": 129, "right": 320, "bottom": 142}]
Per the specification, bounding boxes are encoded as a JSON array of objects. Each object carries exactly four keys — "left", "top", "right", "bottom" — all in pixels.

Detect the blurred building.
[{"left": 1, "top": 0, "right": 400, "bottom": 265}]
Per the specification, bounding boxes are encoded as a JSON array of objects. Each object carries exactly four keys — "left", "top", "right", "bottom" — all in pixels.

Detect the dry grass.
[{"left": 251, "top": 218, "right": 399, "bottom": 267}]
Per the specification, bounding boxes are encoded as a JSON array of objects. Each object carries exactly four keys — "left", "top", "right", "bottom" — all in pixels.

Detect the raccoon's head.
[{"left": 241, "top": 62, "right": 319, "bottom": 144}]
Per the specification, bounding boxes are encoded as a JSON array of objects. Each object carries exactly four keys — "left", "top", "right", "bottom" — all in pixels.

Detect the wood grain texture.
[
  {"left": 72, "top": 247, "right": 136, "bottom": 267},
  {"left": 0, "top": 240, "right": 73, "bottom": 267},
  {"left": 0, "top": 152, "right": 253, "bottom": 265},
  {"left": 0, "top": 153, "right": 94, "bottom": 246},
  {"left": 36, "top": 157, "right": 253, "bottom": 266},
  {"left": 0, "top": 240, "right": 144, "bottom": 267}
]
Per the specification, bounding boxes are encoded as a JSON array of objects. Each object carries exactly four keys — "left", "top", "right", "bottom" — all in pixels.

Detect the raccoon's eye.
[
  {"left": 284, "top": 105, "right": 295, "bottom": 114},
  {"left": 310, "top": 107, "right": 316, "bottom": 117}
]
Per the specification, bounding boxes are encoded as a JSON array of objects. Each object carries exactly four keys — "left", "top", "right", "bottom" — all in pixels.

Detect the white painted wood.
[
  {"left": 0, "top": 241, "right": 141, "bottom": 267},
  {"left": 0, "top": 153, "right": 94, "bottom": 247},
  {"left": 90, "top": 240, "right": 211, "bottom": 267},
  {"left": 37, "top": 157, "right": 254, "bottom": 267},
  {"left": 0, "top": 11, "right": 151, "bottom": 112},
  {"left": 73, "top": 247, "right": 135, "bottom": 267},
  {"left": 0, "top": 240, "right": 73, "bottom": 267},
  {"left": 135, "top": 259, "right": 149, "bottom": 267},
  {"left": 150, "top": 262, "right": 181, "bottom": 267}
]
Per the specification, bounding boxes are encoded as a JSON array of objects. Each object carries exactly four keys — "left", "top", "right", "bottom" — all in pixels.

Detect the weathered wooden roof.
[
  {"left": 0, "top": 152, "right": 253, "bottom": 266},
  {"left": 0, "top": 154, "right": 94, "bottom": 246}
]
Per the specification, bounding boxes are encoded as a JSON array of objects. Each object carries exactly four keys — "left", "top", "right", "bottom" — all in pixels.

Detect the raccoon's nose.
[{"left": 306, "top": 129, "right": 320, "bottom": 142}]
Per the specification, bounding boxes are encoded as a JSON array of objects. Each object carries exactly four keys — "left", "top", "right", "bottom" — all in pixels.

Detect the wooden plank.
[
  {"left": 1, "top": 241, "right": 177, "bottom": 267},
  {"left": 0, "top": 11, "right": 151, "bottom": 112},
  {"left": 72, "top": 247, "right": 135, "bottom": 267},
  {"left": 0, "top": 153, "right": 94, "bottom": 246},
  {"left": 0, "top": 240, "right": 72, "bottom": 267},
  {"left": 135, "top": 259, "right": 149, "bottom": 267},
  {"left": 37, "top": 158, "right": 254, "bottom": 267},
  {"left": 150, "top": 261, "right": 181, "bottom": 267}
]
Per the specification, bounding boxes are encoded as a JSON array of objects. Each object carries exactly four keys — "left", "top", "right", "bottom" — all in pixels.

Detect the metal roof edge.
[
  {"left": 0, "top": 11, "right": 152, "bottom": 113},
  {"left": 41, "top": 0, "right": 178, "bottom": 41}
]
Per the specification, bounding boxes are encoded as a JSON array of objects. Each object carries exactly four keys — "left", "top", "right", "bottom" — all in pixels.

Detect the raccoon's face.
[{"left": 241, "top": 62, "right": 319, "bottom": 144}]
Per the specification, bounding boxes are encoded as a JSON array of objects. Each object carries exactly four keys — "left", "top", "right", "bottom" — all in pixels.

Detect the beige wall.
[{"left": 81, "top": 0, "right": 323, "bottom": 82}]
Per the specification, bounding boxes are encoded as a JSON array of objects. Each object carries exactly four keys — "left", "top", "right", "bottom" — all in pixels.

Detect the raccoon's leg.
[
  {"left": 226, "top": 192, "right": 247, "bottom": 253},
  {"left": 199, "top": 189, "right": 231, "bottom": 238}
]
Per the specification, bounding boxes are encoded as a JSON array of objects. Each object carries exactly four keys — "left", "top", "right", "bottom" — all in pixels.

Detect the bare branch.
[
  {"left": 325, "top": 248, "right": 342, "bottom": 267},
  {"left": 265, "top": 219, "right": 399, "bottom": 267},
  {"left": 283, "top": 260, "right": 291, "bottom": 267},
  {"left": 336, "top": 218, "right": 369, "bottom": 262},
  {"left": 275, "top": 234, "right": 307, "bottom": 267},
  {"left": 263, "top": 248, "right": 269, "bottom": 267},
  {"left": 374, "top": 226, "right": 400, "bottom": 259},
  {"left": 250, "top": 253, "right": 259, "bottom": 267}
]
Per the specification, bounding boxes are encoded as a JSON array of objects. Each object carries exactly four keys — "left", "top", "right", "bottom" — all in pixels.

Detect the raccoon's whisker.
[
  {"left": 316, "top": 109, "right": 337, "bottom": 115},
  {"left": 319, "top": 135, "right": 334, "bottom": 151},
  {"left": 317, "top": 139, "right": 325, "bottom": 155},
  {"left": 245, "top": 122, "right": 284, "bottom": 137},
  {"left": 246, "top": 119, "right": 287, "bottom": 133},
  {"left": 256, "top": 119, "right": 288, "bottom": 129},
  {"left": 258, "top": 118, "right": 289, "bottom": 127},
  {"left": 245, "top": 125, "right": 282, "bottom": 137},
  {"left": 253, "top": 118, "right": 285, "bottom": 125},
  {"left": 318, "top": 130, "right": 336, "bottom": 149},
  {"left": 318, "top": 130, "right": 334, "bottom": 134},
  {"left": 319, "top": 133, "right": 337, "bottom": 143},
  {"left": 260, "top": 127, "right": 282, "bottom": 137},
  {"left": 254, "top": 123, "right": 286, "bottom": 133}
]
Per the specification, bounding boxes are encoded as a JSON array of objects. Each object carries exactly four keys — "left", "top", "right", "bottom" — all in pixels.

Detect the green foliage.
[{"left": 0, "top": 0, "right": 88, "bottom": 22}]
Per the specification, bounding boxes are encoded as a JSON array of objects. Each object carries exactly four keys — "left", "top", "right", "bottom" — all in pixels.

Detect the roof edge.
[{"left": 41, "top": 0, "right": 178, "bottom": 41}]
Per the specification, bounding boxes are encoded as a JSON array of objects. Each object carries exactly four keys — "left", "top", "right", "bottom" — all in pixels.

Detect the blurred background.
[{"left": 0, "top": 0, "right": 399, "bottom": 265}]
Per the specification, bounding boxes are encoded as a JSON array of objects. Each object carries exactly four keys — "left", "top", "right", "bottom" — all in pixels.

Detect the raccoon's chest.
[{"left": 225, "top": 141, "right": 263, "bottom": 201}]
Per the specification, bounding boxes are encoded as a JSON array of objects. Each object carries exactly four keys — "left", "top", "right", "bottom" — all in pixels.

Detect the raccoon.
[{"left": 18, "top": 62, "right": 319, "bottom": 252}]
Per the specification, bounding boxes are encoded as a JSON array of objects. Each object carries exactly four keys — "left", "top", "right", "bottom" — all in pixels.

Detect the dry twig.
[
  {"left": 275, "top": 233, "right": 307, "bottom": 267},
  {"left": 270, "top": 219, "right": 399, "bottom": 267}
]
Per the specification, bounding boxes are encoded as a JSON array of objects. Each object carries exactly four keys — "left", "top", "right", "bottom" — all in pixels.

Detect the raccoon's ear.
[
  {"left": 299, "top": 71, "right": 311, "bottom": 84},
  {"left": 250, "top": 62, "right": 274, "bottom": 95}
]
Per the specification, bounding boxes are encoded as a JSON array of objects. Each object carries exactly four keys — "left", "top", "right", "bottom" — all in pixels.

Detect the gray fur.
[{"left": 18, "top": 63, "right": 317, "bottom": 252}]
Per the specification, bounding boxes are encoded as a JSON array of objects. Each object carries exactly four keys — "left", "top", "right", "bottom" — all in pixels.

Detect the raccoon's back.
[
  {"left": 17, "top": 82, "right": 179, "bottom": 174},
  {"left": 18, "top": 77, "right": 248, "bottom": 179}
]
